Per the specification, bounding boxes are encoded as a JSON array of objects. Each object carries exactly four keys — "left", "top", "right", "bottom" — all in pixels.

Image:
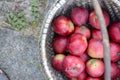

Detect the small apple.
[
  {"left": 67, "top": 77, "right": 77, "bottom": 80},
  {"left": 92, "top": 29, "right": 102, "bottom": 40},
  {"left": 109, "top": 22, "right": 120, "bottom": 43},
  {"left": 67, "top": 71, "right": 87, "bottom": 80},
  {"left": 74, "top": 26, "right": 91, "bottom": 39},
  {"left": 52, "top": 54, "right": 65, "bottom": 72},
  {"left": 110, "top": 42, "right": 120, "bottom": 62},
  {"left": 87, "top": 39, "right": 103, "bottom": 58},
  {"left": 68, "top": 33, "right": 88, "bottom": 56},
  {"left": 77, "top": 71, "right": 87, "bottom": 80},
  {"left": 111, "top": 63, "right": 120, "bottom": 79},
  {"left": 86, "top": 59, "right": 104, "bottom": 77},
  {"left": 80, "top": 53, "right": 89, "bottom": 62},
  {"left": 89, "top": 9, "right": 110, "bottom": 29},
  {"left": 71, "top": 7, "right": 89, "bottom": 26},
  {"left": 63, "top": 55, "right": 85, "bottom": 78},
  {"left": 86, "top": 77, "right": 102, "bottom": 80},
  {"left": 52, "top": 36, "right": 67, "bottom": 54},
  {"left": 53, "top": 16, "right": 74, "bottom": 36}
]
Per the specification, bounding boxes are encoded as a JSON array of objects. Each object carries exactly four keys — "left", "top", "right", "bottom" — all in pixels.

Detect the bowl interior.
[{"left": 41, "top": 0, "right": 120, "bottom": 80}]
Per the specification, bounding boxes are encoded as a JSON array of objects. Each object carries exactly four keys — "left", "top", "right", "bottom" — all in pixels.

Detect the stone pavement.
[{"left": 0, "top": 28, "right": 45, "bottom": 80}]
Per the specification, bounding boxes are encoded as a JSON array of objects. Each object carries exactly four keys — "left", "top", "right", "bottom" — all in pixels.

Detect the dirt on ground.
[{"left": 0, "top": 0, "right": 48, "bottom": 80}]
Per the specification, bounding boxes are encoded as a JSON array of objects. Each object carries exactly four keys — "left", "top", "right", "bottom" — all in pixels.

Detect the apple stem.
[{"left": 92, "top": 0, "right": 111, "bottom": 80}]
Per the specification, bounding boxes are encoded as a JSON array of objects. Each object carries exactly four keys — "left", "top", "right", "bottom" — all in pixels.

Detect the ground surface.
[{"left": 0, "top": 0, "right": 48, "bottom": 80}]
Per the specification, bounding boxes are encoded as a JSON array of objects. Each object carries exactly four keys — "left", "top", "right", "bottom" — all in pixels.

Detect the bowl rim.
[{"left": 39, "top": 0, "right": 66, "bottom": 79}]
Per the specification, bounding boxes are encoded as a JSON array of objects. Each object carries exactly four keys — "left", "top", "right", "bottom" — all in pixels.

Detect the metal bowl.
[{"left": 39, "top": 0, "right": 120, "bottom": 80}]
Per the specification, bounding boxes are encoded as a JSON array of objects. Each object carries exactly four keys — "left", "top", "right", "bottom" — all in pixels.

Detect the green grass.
[
  {"left": 31, "top": 0, "right": 39, "bottom": 26},
  {"left": 6, "top": 11, "right": 28, "bottom": 31}
]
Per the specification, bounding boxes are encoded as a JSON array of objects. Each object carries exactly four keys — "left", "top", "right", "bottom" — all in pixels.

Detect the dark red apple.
[
  {"left": 86, "top": 59, "right": 104, "bottom": 77},
  {"left": 71, "top": 7, "right": 89, "bottom": 26},
  {"left": 77, "top": 71, "right": 87, "bottom": 80},
  {"left": 63, "top": 55, "right": 85, "bottom": 78},
  {"left": 111, "top": 63, "right": 120, "bottom": 79},
  {"left": 53, "top": 16, "right": 74, "bottom": 36},
  {"left": 109, "top": 22, "right": 120, "bottom": 43},
  {"left": 110, "top": 42, "right": 120, "bottom": 62},
  {"left": 67, "top": 77, "right": 77, "bottom": 80},
  {"left": 87, "top": 39, "right": 103, "bottom": 58},
  {"left": 80, "top": 53, "right": 89, "bottom": 62},
  {"left": 86, "top": 77, "right": 102, "bottom": 80},
  {"left": 89, "top": 9, "right": 110, "bottom": 29},
  {"left": 74, "top": 26, "right": 91, "bottom": 39},
  {"left": 52, "top": 36, "right": 67, "bottom": 54},
  {"left": 68, "top": 71, "right": 87, "bottom": 80},
  {"left": 92, "top": 29, "right": 102, "bottom": 40},
  {"left": 68, "top": 33, "right": 88, "bottom": 56},
  {"left": 52, "top": 54, "right": 65, "bottom": 72}
]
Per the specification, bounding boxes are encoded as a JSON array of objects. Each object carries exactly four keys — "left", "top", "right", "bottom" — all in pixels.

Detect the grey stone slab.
[{"left": 0, "top": 28, "right": 44, "bottom": 80}]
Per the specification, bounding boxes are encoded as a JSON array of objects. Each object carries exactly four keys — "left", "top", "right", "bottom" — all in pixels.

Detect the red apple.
[
  {"left": 71, "top": 7, "right": 89, "bottom": 26},
  {"left": 77, "top": 71, "right": 87, "bottom": 80},
  {"left": 86, "top": 77, "right": 102, "bottom": 80},
  {"left": 53, "top": 16, "right": 74, "bottom": 36},
  {"left": 67, "top": 77, "right": 77, "bottom": 80},
  {"left": 68, "top": 33, "right": 88, "bottom": 56},
  {"left": 86, "top": 59, "right": 104, "bottom": 77},
  {"left": 52, "top": 36, "right": 67, "bottom": 54},
  {"left": 52, "top": 54, "right": 65, "bottom": 72},
  {"left": 109, "top": 22, "right": 120, "bottom": 43},
  {"left": 92, "top": 29, "right": 102, "bottom": 40},
  {"left": 111, "top": 63, "right": 120, "bottom": 79},
  {"left": 89, "top": 9, "right": 110, "bottom": 29},
  {"left": 87, "top": 39, "right": 103, "bottom": 58},
  {"left": 80, "top": 53, "right": 89, "bottom": 62},
  {"left": 74, "top": 26, "right": 91, "bottom": 39},
  {"left": 68, "top": 71, "right": 87, "bottom": 80},
  {"left": 110, "top": 42, "right": 120, "bottom": 62},
  {"left": 63, "top": 55, "right": 85, "bottom": 78}
]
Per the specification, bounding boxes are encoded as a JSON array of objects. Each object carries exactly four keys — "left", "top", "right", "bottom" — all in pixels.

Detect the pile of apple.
[{"left": 51, "top": 7, "right": 120, "bottom": 80}]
